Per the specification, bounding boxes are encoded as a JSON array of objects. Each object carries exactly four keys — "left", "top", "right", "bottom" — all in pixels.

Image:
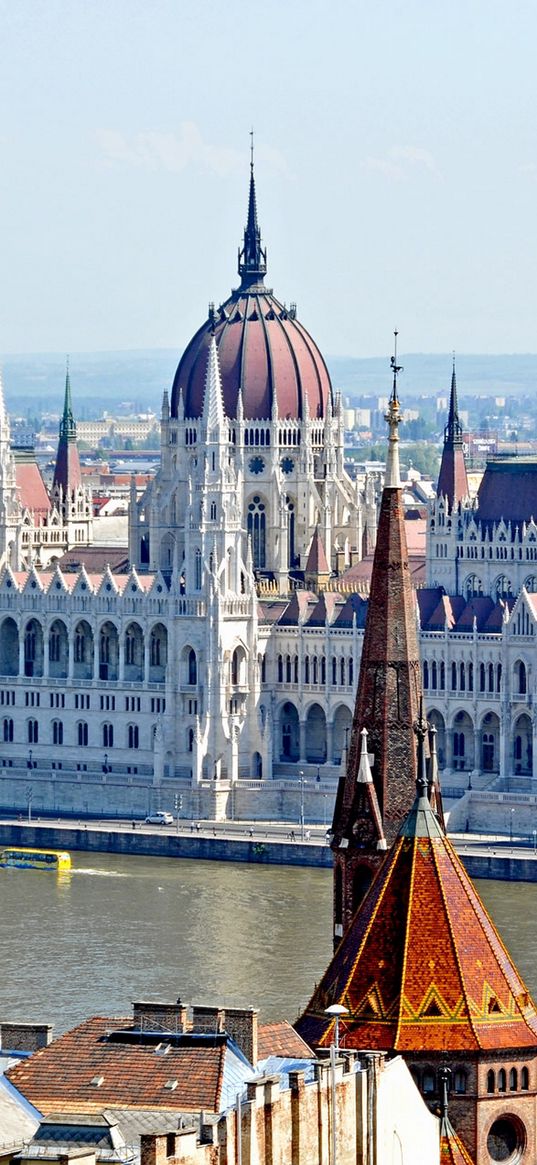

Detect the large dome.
[{"left": 170, "top": 165, "right": 332, "bottom": 422}]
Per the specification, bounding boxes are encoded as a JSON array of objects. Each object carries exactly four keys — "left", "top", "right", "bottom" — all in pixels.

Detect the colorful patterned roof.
[{"left": 296, "top": 786, "right": 537, "bottom": 1055}]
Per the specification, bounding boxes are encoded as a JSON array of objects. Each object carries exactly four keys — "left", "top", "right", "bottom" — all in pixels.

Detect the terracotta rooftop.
[
  {"left": 6, "top": 1017, "right": 252, "bottom": 1116},
  {"left": 15, "top": 461, "right": 51, "bottom": 522},
  {"left": 257, "top": 1021, "right": 312, "bottom": 1061},
  {"left": 296, "top": 783, "right": 537, "bottom": 1055}
]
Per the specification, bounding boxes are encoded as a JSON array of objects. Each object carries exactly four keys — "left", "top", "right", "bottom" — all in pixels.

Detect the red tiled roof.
[
  {"left": 16, "top": 462, "right": 51, "bottom": 522},
  {"left": 305, "top": 529, "right": 330, "bottom": 575},
  {"left": 440, "top": 1118, "right": 476, "bottom": 1165},
  {"left": 296, "top": 790, "right": 537, "bottom": 1055},
  {"left": 6, "top": 1017, "right": 229, "bottom": 1115},
  {"left": 257, "top": 1022, "right": 313, "bottom": 1061}
]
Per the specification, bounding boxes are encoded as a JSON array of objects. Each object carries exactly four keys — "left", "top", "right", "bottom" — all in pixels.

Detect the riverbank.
[{"left": 2, "top": 818, "right": 537, "bottom": 880}]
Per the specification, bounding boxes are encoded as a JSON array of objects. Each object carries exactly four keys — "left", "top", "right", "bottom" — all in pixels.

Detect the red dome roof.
[{"left": 170, "top": 163, "right": 332, "bottom": 421}]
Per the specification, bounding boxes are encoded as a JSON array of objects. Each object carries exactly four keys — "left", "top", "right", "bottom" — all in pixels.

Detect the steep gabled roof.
[{"left": 296, "top": 784, "right": 537, "bottom": 1055}]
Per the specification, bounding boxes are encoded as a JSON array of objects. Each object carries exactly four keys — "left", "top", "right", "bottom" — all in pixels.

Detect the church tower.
[
  {"left": 51, "top": 362, "right": 93, "bottom": 547},
  {"left": 330, "top": 337, "right": 433, "bottom": 942},
  {"left": 297, "top": 717, "right": 537, "bottom": 1165}
]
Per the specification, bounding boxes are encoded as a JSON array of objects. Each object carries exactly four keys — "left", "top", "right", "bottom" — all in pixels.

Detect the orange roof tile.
[
  {"left": 16, "top": 462, "right": 51, "bottom": 522},
  {"left": 257, "top": 1022, "right": 313, "bottom": 1061},
  {"left": 296, "top": 786, "right": 537, "bottom": 1055},
  {"left": 7, "top": 1017, "right": 230, "bottom": 1115}
]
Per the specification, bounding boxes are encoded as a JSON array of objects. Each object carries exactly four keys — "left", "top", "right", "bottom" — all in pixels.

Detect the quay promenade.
[{"left": 1, "top": 816, "right": 537, "bottom": 880}]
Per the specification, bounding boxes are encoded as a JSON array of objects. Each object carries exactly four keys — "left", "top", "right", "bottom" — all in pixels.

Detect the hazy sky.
[{"left": 2, "top": 0, "right": 537, "bottom": 358}]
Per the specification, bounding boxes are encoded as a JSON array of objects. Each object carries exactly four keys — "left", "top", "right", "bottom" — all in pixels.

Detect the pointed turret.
[
  {"left": 304, "top": 527, "right": 330, "bottom": 592},
  {"left": 437, "top": 357, "right": 469, "bottom": 506},
  {"left": 202, "top": 335, "right": 226, "bottom": 435},
  {"left": 331, "top": 334, "right": 434, "bottom": 940},
  {"left": 237, "top": 136, "right": 267, "bottom": 291},
  {"left": 52, "top": 359, "right": 82, "bottom": 494},
  {"left": 296, "top": 719, "right": 537, "bottom": 1161}
]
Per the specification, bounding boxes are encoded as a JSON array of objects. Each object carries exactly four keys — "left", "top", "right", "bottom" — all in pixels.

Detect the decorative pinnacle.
[
  {"left": 438, "top": 1066, "right": 451, "bottom": 1123},
  {"left": 444, "top": 350, "right": 464, "bottom": 448},
  {"left": 238, "top": 133, "right": 267, "bottom": 289},
  {"left": 60, "top": 356, "right": 77, "bottom": 441},
  {"left": 384, "top": 330, "right": 402, "bottom": 488},
  {"left": 413, "top": 698, "right": 429, "bottom": 798},
  {"left": 356, "top": 727, "right": 373, "bottom": 784}
]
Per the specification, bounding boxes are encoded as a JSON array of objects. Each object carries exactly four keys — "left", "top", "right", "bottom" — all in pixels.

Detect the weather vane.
[{"left": 390, "top": 329, "right": 403, "bottom": 399}]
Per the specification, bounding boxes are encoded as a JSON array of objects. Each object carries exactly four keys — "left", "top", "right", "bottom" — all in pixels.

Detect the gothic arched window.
[{"left": 247, "top": 496, "right": 266, "bottom": 568}]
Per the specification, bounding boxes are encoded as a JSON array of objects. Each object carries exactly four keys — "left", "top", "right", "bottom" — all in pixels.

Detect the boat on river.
[{"left": 0, "top": 847, "right": 71, "bottom": 871}]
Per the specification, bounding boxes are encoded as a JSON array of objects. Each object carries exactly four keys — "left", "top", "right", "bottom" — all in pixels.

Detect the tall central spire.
[
  {"left": 330, "top": 334, "right": 435, "bottom": 942},
  {"left": 238, "top": 132, "right": 267, "bottom": 290},
  {"left": 52, "top": 358, "right": 82, "bottom": 495}
]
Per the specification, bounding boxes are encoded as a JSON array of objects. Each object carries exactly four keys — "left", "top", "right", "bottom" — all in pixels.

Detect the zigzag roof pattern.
[{"left": 295, "top": 786, "right": 537, "bottom": 1055}]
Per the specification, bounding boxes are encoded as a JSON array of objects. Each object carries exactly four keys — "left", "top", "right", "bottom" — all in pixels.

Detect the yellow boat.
[{"left": 0, "top": 847, "right": 71, "bottom": 871}]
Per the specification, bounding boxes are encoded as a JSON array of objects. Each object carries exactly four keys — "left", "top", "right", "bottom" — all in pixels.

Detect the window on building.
[
  {"left": 3, "top": 718, "right": 13, "bottom": 742},
  {"left": 27, "top": 718, "right": 38, "bottom": 744},
  {"left": 78, "top": 721, "right": 89, "bottom": 747},
  {"left": 498, "top": 1068, "right": 506, "bottom": 1093},
  {"left": 52, "top": 720, "right": 63, "bottom": 746},
  {"left": 103, "top": 723, "right": 114, "bottom": 748},
  {"left": 487, "top": 1070, "right": 495, "bottom": 1093},
  {"left": 509, "top": 1068, "right": 517, "bottom": 1091},
  {"left": 128, "top": 724, "right": 139, "bottom": 749}
]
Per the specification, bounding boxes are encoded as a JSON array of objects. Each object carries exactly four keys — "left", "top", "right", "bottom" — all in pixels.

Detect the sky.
[{"left": 1, "top": 0, "right": 537, "bottom": 359}]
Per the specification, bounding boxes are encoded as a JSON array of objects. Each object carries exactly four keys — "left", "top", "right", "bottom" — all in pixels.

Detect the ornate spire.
[
  {"left": 52, "top": 358, "right": 82, "bottom": 495},
  {"left": 238, "top": 132, "right": 267, "bottom": 290},
  {"left": 437, "top": 354, "right": 469, "bottom": 506},
  {"left": 202, "top": 334, "right": 226, "bottom": 434},
  {"left": 330, "top": 334, "right": 429, "bottom": 941},
  {"left": 384, "top": 331, "right": 402, "bottom": 488}
]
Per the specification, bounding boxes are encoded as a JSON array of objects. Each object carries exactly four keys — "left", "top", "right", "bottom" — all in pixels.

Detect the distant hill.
[{"left": 2, "top": 349, "right": 537, "bottom": 418}]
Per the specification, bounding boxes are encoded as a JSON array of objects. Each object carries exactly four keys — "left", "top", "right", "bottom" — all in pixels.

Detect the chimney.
[
  {"left": 222, "top": 1007, "right": 258, "bottom": 1066},
  {"left": 191, "top": 1006, "right": 225, "bottom": 1035},
  {"left": 0, "top": 1021, "right": 53, "bottom": 1053},
  {"left": 132, "top": 999, "right": 188, "bottom": 1033}
]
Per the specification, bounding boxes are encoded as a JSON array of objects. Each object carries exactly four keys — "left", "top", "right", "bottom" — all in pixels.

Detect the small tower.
[
  {"left": 297, "top": 717, "right": 537, "bottom": 1165},
  {"left": 51, "top": 361, "right": 92, "bottom": 548},
  {"left": 331, "top": 335, "right": 434, "bottom": 941},
  {"left": 437, "top": 356, "right": 469, "bottom": 507},
  {"left": 237, "top": 132, "right": 267, "bottom": 291},
  {"left": 303, "top": 527, "right": 331, "bottom": 592}
]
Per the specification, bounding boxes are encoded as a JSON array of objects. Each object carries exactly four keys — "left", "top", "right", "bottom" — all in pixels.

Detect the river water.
[{"left": 1, "top": 853, "right": 537, "bottom": 1034}]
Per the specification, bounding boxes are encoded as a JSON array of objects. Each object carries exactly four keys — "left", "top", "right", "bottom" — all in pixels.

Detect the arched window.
[
  {"left": 247, "top": 497, "right": 266, "bottom": 568},
  {"left": 515, "top": 660, "right": 527, "bottom": 695},
  {"left": 431, "top": 661, "right": 438, "bottom": 690},
  {"left": 188, "top": 649, "right": 197, "bottom": 686},
  {"left": 482, "top": 731, "right": 495, "bottom": 771},
  {"left": 423, "top": 661, "right": 429, "bottom": 690},
  {"left": 78, "top": 721, "right": 88, "bottom": 747},
  {"left": 321, "top": 657, "right": 326, "bottom": 684},
  {"left": 3, "top": 717, "right": 13, "bottom": 742},
  {"left": 498, "top": 1068, "right": 506, "bottom": 1093},
  {"left": 487, "top": 1070, "right": 495, "bottom": 1093},
  {"left": 497, "top": 663, "right": 502, "bottom": 693},
  {"left": 277, "top": 654, "right": 283, "bottom": 683},
  {"left": 468, "top": 662, "right": 474, "bottom": 692},
  {"left": 49, "top": 629, "right": 61, "bottom": 662},
  {"left": 304, "top": 656, "right": 310, "bottom": 684},
  {"left": 509, "top": 1067, "right": 517, "bottom": 1091},
  {"left": 103, "top": 723, "right": 114, "bottom": 748},
  {"left": 332, "top": 657, "right": 337, "bottom": 685},
  {"left": 451, "top": 662, "right": 457, "bottom": 691},
  {"left": 312, "top": 656, "right": 318, "bottom": 685},
  {"left": 340, "top": 658, "right": 345, "bottom": 686},
  {"left": 348, "top": 657, "right": 353, "bottom": 685},
  {"left": 293, "top": 655, "right": 299, "bottom": 684},
  {"left": 52, "top": 720, "right": 63, "bottom": 746},
  {"left": 125, "top": 629, "right": 136, "bottom": 666},
  {"left": 440, "top": 661, "right": 445, "bottom": 690},
  {"left": 521, "top": 1067, "right": 529, "bottom": 1090},
  {"left": 480, "top": 662, "right": 486, "bottom": 692},
  {"left": 187, "top": 727, "right": 194, "bottom": 753},
  {"left": 460, "top": 662, "right": 466, "bottom": 691},
  {"left": 488, "top": 663, "right": 494, "bottom": 693},
  {"left": 128, "top": 724, "right": 139, "bottom": 749},
  {"left": 28, "top": 718, "right": 38, "bottom": 744},
  {"left": 286, "top": 654, "right": 292, "bottom": 683}
]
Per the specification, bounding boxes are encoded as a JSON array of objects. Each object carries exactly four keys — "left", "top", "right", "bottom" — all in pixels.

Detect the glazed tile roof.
[
  {"left": 295, "top": 787, "right": 537, "bottom": 1055},
  {"left": 6, "top": 1018, "right": 250, "bottom": 1116},
  {"left": 440, "top": 1116, "right": 476, "bottom": 1164}
]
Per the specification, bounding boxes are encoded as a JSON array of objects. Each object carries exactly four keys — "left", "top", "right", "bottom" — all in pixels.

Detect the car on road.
[{"left": 144, "top": 811, "right": 174, "bottom": 826}]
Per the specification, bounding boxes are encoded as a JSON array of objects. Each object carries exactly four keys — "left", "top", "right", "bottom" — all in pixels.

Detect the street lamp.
[
  {"left": 324, "top": 1004, "right": 349, "bottom": 1165},
  {"left": 299, "top": 772, "right": 306, "bottom": 841},
  {"left": 323, "top": 793, "right": 328, "bottom": 829},
  {"left": 510, "top": 808, "right": 515, "bottom": 846}
]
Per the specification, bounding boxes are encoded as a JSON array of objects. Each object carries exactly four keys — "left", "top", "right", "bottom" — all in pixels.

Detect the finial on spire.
[
  {"left": 390, "top": 329, "right": 403, "bottom": 403},
  {"left": 384, "top": 331, "right": 402, "bottom": 488},
  {"left": 413, "top": 698, "right": 429, "bottom": 798},
  {"left": 238, "top": 133, "right": 267, "bottom": 290}
]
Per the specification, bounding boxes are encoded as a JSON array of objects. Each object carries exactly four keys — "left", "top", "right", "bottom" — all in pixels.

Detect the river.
[{"left": 2, "top": 852, "right": 537, "bottom": 1033}]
